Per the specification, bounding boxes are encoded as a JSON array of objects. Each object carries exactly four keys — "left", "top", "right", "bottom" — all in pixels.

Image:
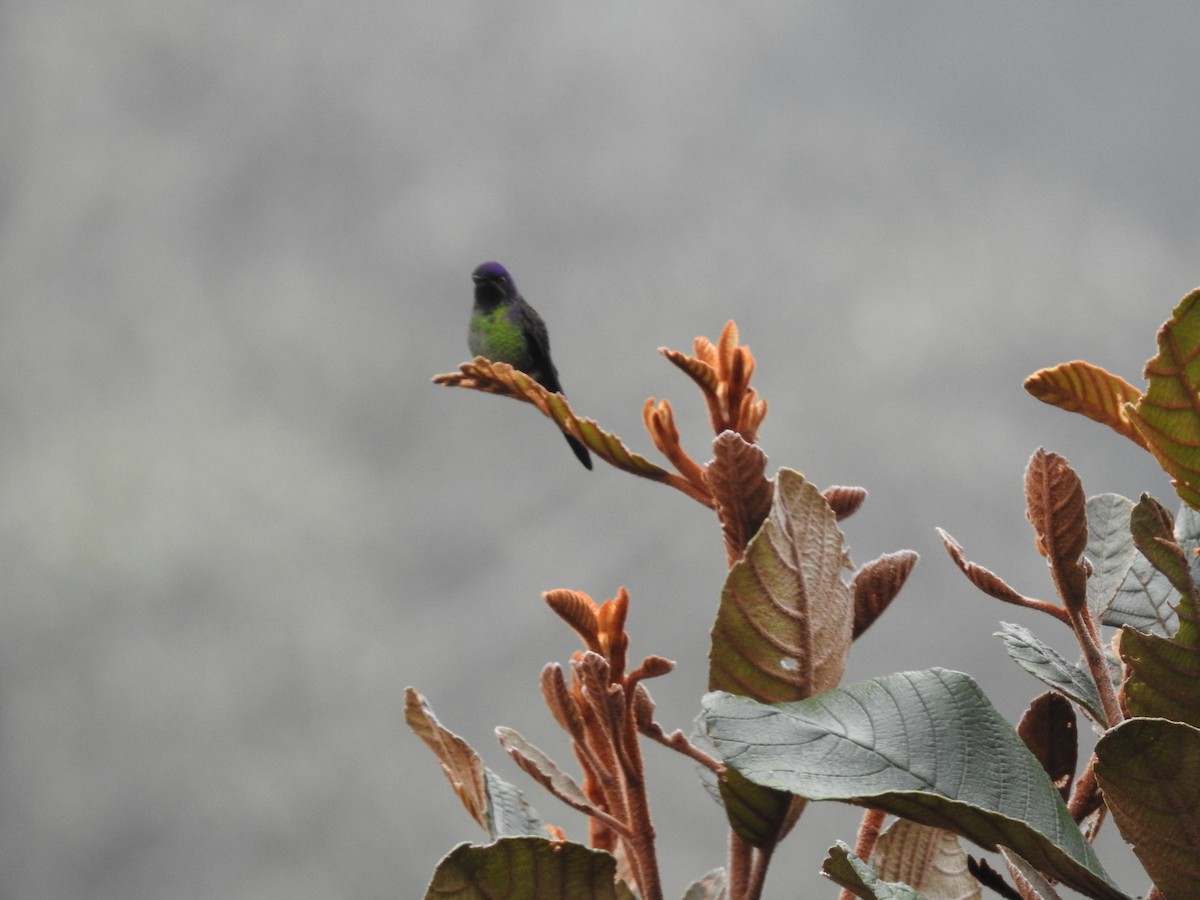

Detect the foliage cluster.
[{"left": 412, "top": 291, "right": 1200, "bottom": 899}]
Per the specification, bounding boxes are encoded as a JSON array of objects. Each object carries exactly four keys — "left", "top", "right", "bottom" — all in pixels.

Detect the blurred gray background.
[{"left": 2, "top": 3, "right": 1195, "bottom": 898}]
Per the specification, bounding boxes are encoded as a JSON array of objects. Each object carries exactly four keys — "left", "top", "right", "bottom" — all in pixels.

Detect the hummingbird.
[{"left": 468, "top": 261, "right": 593, "bottom": 470}]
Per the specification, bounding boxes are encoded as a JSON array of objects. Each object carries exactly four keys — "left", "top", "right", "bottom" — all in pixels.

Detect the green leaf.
[
  {"left": 1130, "top": 494, "right": 1195, "bottom": 599},
  {"left": 821, "top": 842, "right": 926, "bottom": 900},
  {"left": 1127, "top": 287, "right": 1200, "bottom": 511},
  {"left": 1094, "top": 717, "right": 1200, "bottom": 900},
  {"left": 701, "top": 669, "right": 1128, "bottom": 900},
  {"left": 423, "top": 837, "right": 637, "bottom": 900},
  {"left": 1106, "top": 552, "right": 1181, "bottom": 636},
  {"left": 1085, "top": 493, "right": 1137, "bottom": 618},
  {"left": 996, "top": 623, "right": 1106, "bottom": 724},
  {"left": 1105, "top": 498, "right": 1200, "bottom": 637},
  {"left": 1119, "top": 628, "right": 1200, "bottom": 728}
]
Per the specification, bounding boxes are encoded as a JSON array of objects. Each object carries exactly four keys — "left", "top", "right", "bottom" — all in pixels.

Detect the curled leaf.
[
  {"left": 851, "top": 550, "right": 918, "bottom": 640},
  {"left": 1024, "top": 360, "right": 1147, "bottom": 450},
  {"left": 434, "top": 358, "right": 712, "bottom": 505},
  {"left": 1017, "top": 692, "right": 1078, "bottom": 802},
  {"left": 704, "top": 430, "right": 773, "bottom": 566},
  {"left": 823, "top": 485, "right": 868, "bottom": 521}
]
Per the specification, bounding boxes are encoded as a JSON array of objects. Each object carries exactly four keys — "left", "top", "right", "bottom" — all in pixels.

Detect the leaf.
[
  {"left": 496, "top": 727, "right": 613, "bottom": 828},
  {"left": 1130, "top": 495, "right": 1193, "bottom": 595},
  {"left": 1127, "top": 287, "right": 1200, "bottom": 511},
  {"left": 681, "top": 868, "right": 728, "bottom": 900},
  {"left": 1024, "top": 360, "right": 1147, "bottom": 450},
  {"left": 1118, "top": 625, "right": 1200, "bottom": 728},
  {"left": 873, "top": 820, "right": 980, "bottom": 899},
  {"left": 702, "top": 669, "right": 1128, "bottom": 900},
  {"left": 1094, "top": 717, "right": 1200, "bottom": 900},
  {"left": 1024, "top": 449, "right": 1088, "bottom": 609},
  {"left": 825, "top": 485, "right": 869, "bottom": 521},
  {"left": 822, "top": 842, "right": 927, "bottom": 900},
  {"left": 423, "top": 837, "right": 637, "bottom": 900},
  {"left": 1085, "top": 493, "right": 1137, "bottom": 618},
  {"left": 1017, "top": 692, "right": 1078, "bottom": 802},
  {"left": 852, "top": 551, "right": 919, "bottom": 640},
  {"left": 1106, "top": 551, "right": 1182, "bottom": 636},
  {"left": 938, "top": 529, "right": 1031, "bottom": 608},
  {"left": 404, "top": 688, "right": 542, "bottom": 839},
  {"left": 704, "top": 430, "right": 773, "bottom": 565},
  {"left": 707, "top": 467, "right": 852, "bottom": 848},
  {"left": 714, "top": 765, "right": 801, "bottom": 849},
  {"left": 996, "top": 623, "right": 1106, "bottom": 725},
  {"left": 434, "top": 358, "right": 711, "bottom": 505},
  {"left": 1000, "top": 848, "right": 1064, "bottom": 900},
  {"left": 708, "top": 467, "right": 854, "bottom": 701},
  {"left": 1129, "top": 496, "right": 1200, "bottom": 650}
]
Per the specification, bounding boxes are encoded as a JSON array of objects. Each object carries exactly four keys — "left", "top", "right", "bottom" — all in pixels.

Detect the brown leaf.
[
  {"left": 704, "top": 430, "right": 773, "bottom": 566},
  {"left": 496, "top": 726, "right": 624, "bottom": 833},
  {"left": 709, "top": 469, "right": 853, "bottom": 701},
  {"left": 1024, "top": 449, "right": 1089, "bottom": 610},
  {"left": 938, "top": 528, "right": 1029, "bottom": 606},
  {"left": 851, "top": 550, "right": 919, "bottom": 639},
  {"left": 1017, "top": 691, "right": 1078, "bottom": 802},
  {"left": 540, "top": 663, "right": 586, "bottom": 743},
  {"left": 435, "top": 358, "right": 713, "bottom": 505},
  {"left": 823, "top": 485, "right": 868, "bottom": 521},
  {"left": 1024, "top": 360, "right": 1147, "bottom": 450},
  {"left": 403, "top": 687, "right": 489, "bottom": 831}
]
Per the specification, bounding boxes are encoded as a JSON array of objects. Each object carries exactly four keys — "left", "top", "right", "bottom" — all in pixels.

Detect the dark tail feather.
[{"left": 565, "top": 432, "right": 593, "bottom": 470}]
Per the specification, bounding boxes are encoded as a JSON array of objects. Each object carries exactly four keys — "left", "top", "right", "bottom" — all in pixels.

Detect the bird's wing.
[{"left": 516, "top": 300, "right": 564, "bottom": 394}]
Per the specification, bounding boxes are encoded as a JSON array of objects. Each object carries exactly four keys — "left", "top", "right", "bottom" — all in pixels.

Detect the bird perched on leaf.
[{"left": 468, "top": 261, "right": 592, "bottom": 469}]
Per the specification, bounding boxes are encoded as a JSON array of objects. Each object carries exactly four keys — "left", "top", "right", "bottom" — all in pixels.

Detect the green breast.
[{"left": 470, "top": 307, "right": 528, "bottom": 366}]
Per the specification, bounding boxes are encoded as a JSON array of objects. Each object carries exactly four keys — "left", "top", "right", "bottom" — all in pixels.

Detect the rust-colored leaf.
[
  {"left": 823, "top": 485, "right": 868, "bottom": 521},
  {"left": 642, "top": 398, "right": 710, "bottom": 503},
  {"left": 660, "top": 322, "right": 766, "bottom": 441},
  {"left": 938, "top": 528, "right": 1029, "bottom": 605},
  {"left": 541, "top": 663, "right": 586, "bottom": 743},
  {"left": 660, "top": 344, "right": 719, "bottom": 397},
  {"left": 1024, "top": 449, "right": 1089, "bottom": 610},
  {"left": 704, "top": 430, "right": 773, "bottom": 566},
  {"left": 545, "top": 589, "right": 601, "bottom": 650},
  {"left": 434, "top": 358, "right": 712, "bottom": 505},
  {"left": 1017, "top": 692, "right": 1078, "bottom": 803},
  {"left": 1024, "top": 360, "right": 1147, "bottom": 450},
  {"left": 851, "top": 550, "right": 919, "bottom": 640}
]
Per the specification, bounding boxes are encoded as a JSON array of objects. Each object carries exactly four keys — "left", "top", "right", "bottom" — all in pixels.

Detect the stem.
[
  {"left": 728, "top": 831, "right": 752, "bottom": 898},
  {"left": 838, "top": 808, "right": 886, "bottom": 900},
  {"left": 1067, "top": 603, "right": 1123, "bottom": 728},
  {"left": 638, "top": 725, "right": 723, "bottom": 773},
  {"left": 745, "top": 846, "right": 772, "bottom": 900}
]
